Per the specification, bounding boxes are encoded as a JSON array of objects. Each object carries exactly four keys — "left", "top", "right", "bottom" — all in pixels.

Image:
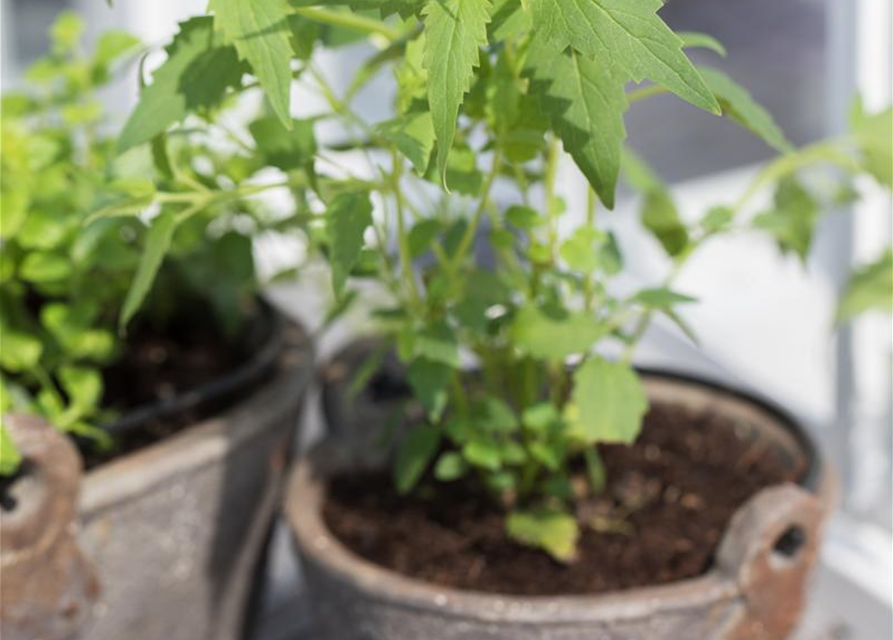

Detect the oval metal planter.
[
  {"left": 76, "top": 310, "right": 313, "bottom": 640},
  {"left": 287, "top": 371, "right": 833, "bottom": 640}
]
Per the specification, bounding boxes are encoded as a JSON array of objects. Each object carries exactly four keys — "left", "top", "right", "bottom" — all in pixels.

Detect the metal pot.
[
  {"left": 77, "top": 310, "right": 311, "bottom": 640},
  {"left": 287, "top": 371, "right": 833, "bottom": 640}
]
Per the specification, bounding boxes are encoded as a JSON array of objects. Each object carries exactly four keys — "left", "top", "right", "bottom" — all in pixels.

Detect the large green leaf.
[
  {"left": 529, "top": 0, "right": 719, "bottom": 114},
  {"left": 119, "top": 17, "right": 244, "bottom": 152},
  {"left": 507, "top": 507, "right": 579, "bottom": 562},
  {"left": 511, "top": 305, "right": 606, "bottom": 360},
  {"left": 422, "top": 0, "right": 491, "bottom": 187},
  {"left": 526, "top": 34, "right": 627, "bottom": 208},
  {"left": 120, "top": 211, "right": 179, "bottom": 332},
  {"left": 570, "top": 357, "right": 648, "bottom": 444},
  {"left": 837, "top": 249, "right": 893, "bottom": 323},
  {"left": 700, "top": 67, "right": 791, "bottom": 153},
  {"left": 210, "top": 0, "right": 294, "bottom": 127},
  {"left": 327, "top": 191, "right": 373, "bottom": 296},
  {"left": 407, "top": 358, "right": 452, "bottom": 419}
]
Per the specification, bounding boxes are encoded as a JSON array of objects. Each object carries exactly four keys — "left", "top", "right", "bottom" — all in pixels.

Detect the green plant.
[
  {"left": 14, "top": 3, "right": 892, "bottom": 559},
  {"left": 0, "top": 13, "right": 309, "bottom": 475}
]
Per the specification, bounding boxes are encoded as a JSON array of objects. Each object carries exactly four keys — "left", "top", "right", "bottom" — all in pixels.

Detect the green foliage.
[
  {"left": 837, "top": 250, "right": 893, "bottom": 323},
  {"left": 570, "top": 358, "right": 648, "bottom": 444},
  {"left": 506, "top": 507, "right": 579, "bottom": 562}
]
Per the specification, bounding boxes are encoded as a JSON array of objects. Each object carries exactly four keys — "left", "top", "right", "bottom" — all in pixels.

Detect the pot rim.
[
  {"left": 80, "top": 307, "right": 312, "bottom": 515},
  {"left": 287, "top": 370, "right": 828, "bottom": 624}
]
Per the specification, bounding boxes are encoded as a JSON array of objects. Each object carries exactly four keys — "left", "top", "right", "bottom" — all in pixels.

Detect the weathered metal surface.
[
  {"left": 74, "top": 318, "right": 312, "bottom": 640},
  {"left": 287, "top": 373, "right": 833, "bottom": 640},
  {"left": 1, "top": 414, "right": 98, "bottom": 640}
]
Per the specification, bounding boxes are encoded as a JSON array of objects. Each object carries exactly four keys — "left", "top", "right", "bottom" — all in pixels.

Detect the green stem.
[
  {"left": 449, "top": 148, "right": 503, "bottom": 275},
  {"left": 544, "top": 138, "right": 560, "bottom": 259},
  {"left": 392, "top": 150, "right": 422, "bottom": 311},
  {"left": 292, "top": 7, "right": 400, "bottom": 40}
]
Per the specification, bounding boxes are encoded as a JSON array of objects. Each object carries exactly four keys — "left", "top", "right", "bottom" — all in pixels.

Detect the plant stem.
[
  {"left": 544, "top": 138, "right": 560, "bottom": 259},
  {"left": 449, "top": 148, "right": 503, "bottom": 275},
  {"left": 392, "top": 150, "right": 422, "bottom": 311},
  {"left": 291, "top": 7, "right": 400, "bottom": 41}
]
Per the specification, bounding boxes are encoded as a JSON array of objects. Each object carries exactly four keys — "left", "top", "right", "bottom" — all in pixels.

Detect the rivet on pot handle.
[
  {"left": 714, "top": 483, "right": 824, "bottom": 640},
  {"left": 0, "top": 414, "right": 99, "bottom": 640}
]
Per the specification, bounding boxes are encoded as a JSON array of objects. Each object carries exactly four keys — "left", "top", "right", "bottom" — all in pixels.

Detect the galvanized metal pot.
[
  {"left": 287, "top": 372, "right": 833, "bottom": 640},
  {"left": 75, "top": 312, "right": 312, "bottom": 640}
]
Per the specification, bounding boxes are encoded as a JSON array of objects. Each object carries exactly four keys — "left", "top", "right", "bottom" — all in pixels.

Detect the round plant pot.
[
  {"left": 75, "top": 307, "right": 313, "bottom": 640},
  {"left": 287, "top": 369, "right": 833, "bottom": 640}
]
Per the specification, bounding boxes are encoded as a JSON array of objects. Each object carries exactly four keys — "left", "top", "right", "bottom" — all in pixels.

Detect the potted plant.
[
  {"left": 263, "top": 2, "right": 889, "bottom": 639},
  {"left": 0, "top": 13, "right": 314, "bottom": 640}
]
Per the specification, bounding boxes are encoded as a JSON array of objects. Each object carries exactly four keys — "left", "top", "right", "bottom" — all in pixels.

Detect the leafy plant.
[
  {"left": 9, "top": 3, "right": 891, "bottom": 562},
  {"left": 0, "top": 13, "right": 309, "bottom": 474}
]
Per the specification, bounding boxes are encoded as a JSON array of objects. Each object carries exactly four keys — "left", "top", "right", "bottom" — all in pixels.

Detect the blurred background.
[{"left": 2, "top": 0, "right": 891, "bottom": 637}]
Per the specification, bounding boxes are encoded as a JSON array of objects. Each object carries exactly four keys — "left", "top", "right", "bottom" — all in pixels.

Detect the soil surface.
[
  {"left": 82, "top": 314, "right": 251, "bottom": 467},
  {"left": 324, "top": 401, "right": 802, "bottom": 596}
]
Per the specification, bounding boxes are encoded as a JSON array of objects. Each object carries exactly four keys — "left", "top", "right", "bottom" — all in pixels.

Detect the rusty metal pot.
[
  {"left": 286, "top": 371, "right": 833, "bottom": 640},
  {"left": 1, "top": 415, "right": 99, "bottom": 640}
]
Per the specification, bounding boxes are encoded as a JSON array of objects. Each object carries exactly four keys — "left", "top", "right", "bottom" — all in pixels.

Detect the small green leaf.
[
  {"left": 407, "top": 358, "right": 452, "bottom": 420},
  {"left": 408, "top": 219, "right": 442, "bottom": 257},
  {"left": 19, "top": 252, "right": 69, "bottom": 283},
  {"left": 210, "top": 0, "right": 294, "bottom": 127},
  {"left": 530, "top": 0, "right": 720, "bottom": 114},
  {"left": 414, "top": 321, "right": 460, "bottom": 367},
  {"left": 700, "top": 67, "right": 791, "bottom": 153},
  {"left": 249, "top": 116, "right": 316, "bottom": 171},
  {"left": 632, "top": 288, "right": 697, "bottom": 309},
  {"left": 0, "top": 332, "right": 43, "bottom": 372},
  {"left": 506, "top": 205, "right": 542, "bottom": 229},
  {"left": 423, "top": 0, "right": 492, "bottom": 187},
  {"left": 58, "top": 366, "right": 103, "bottom": 412},
  {"left": 0, "top": 423, "right": 22, "bottom": 477},
  {"left": 472, "top": 396, "right": 519, "bottom": 433},
  {"left": 327, "top": 191, "right": 373, "bottom": 296},
  {"left": 851, "top": 101, "right": 892, "bottom": 188},
  {"left": 570, "top": 357, "right": 648, "bottom": 444},
  {"left": 120, "top": 211, "right": 179, "bottom": 332},
  {"left": 507, "top": 507, "right": 579, "bottom": 562},
  {"left": 462, "top": 439, "right": 502, "bottom": 470},
  {"left": 678, "top": 31, "right": 727, "bottom": 57},
  {"left": 434, "top": 451, "right": 468, "bottom": 481},
  {"left": 394, "top": 425, "right": 441, "bottom": 494},
  {"left": 642, "top": 188, "right": 688, "bottom": 257},
  {"left": 754, "top": 177, "right": 820, "bottom": 262},
  {"left": 559, "top": 225, "right": 602, "bottom": 272},
  {"left": 377, "top": 111, "right": 435, "bottom": 175},
  {"left": 522, "top": 402, "right": 561, "bottom": 433},
  {"left": 511, "top": 305, "right": 606, "bottom": 360},
  {"left": 700, "top": 206, "right": 734, "bottom": 234},
  {"left": 837, "top": 249, "right": 892, "bottom": 323}
]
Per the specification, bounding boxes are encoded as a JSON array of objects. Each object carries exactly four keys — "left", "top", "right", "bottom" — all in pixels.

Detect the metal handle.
[{"left": 1, "top": 414, "right": 99, "bottom": 640}]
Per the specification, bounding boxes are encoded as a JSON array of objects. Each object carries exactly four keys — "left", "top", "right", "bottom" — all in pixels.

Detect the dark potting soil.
[
  {"left": 323, "top": 401, "right": 802, "bottom": 596},
  {"left": 82, "top": 318, "right": 249, "bottom": 468}
]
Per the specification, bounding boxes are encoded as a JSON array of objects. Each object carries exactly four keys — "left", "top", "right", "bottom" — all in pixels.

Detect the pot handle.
[
  {"left": 714, "top": 483, "right": 824, "bottom": 640},
  {"left": 0, "top": 414, "right": 99, "bottom": 640}
]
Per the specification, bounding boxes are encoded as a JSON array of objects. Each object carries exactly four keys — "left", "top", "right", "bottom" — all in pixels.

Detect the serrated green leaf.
[
  {"left": 529, "top": 0, "right": 720, "bottom": 114},
  {"left": 120, "top": 211, "right": 179, "bottom": 332},
  {"left": 249, "top": 116, "right": 316, "bottom": 171},
  {"left": 423, "top": 0, "right": 491, "bottom": 187},
  {"left": 119, "top": 18, "right": 244, "bottom": 151},
  {"left": 507, "top": 507, "right": 579, "bottom": 562},
  {"left": 511, "top": 305, "right": 606, "bottom": 360},
  {"left": 327, "top": 191, "right": 373, "bottom": 296},
  {"left": 700, "top": 67, "right": 791, "bottom": 153},
  {"left": 377, "top": 110, "right": 435, "bottom": 175},
  {"left": 210, "top": 0, "right": 293, "bottom": 127},
  {"left": 570, "top": 357, "right": 648, "bottom": 444},
  {"left": 526, "top": 34, "right": 627, "bottom": 209},
  {"left": 394, "top": 425, "right": 441, "bottom": 494},
  {"left": 490, "top": 0, "right": 531, "bottom": 40},
  {"left": 837, "top": 249, "right": 892, "bottom": 323}
]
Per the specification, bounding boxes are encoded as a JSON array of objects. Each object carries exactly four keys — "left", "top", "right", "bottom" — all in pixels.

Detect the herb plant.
[
  {"left": 0, "top": 13, "right": 309, "bottom": 475},
  {"left": 7, "top": 3, "right": 891, "bottom": 561}
]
